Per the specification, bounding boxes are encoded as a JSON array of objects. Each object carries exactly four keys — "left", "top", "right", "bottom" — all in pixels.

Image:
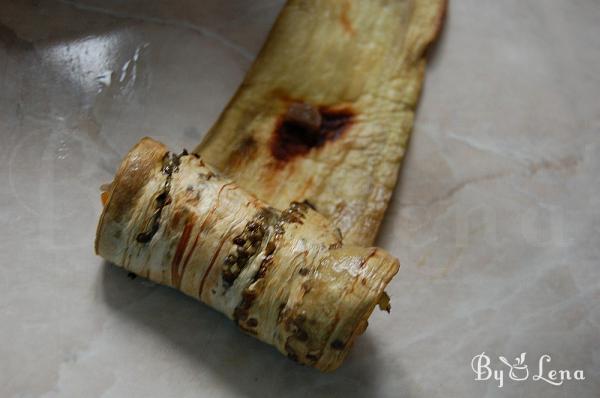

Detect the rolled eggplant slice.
[
  {"left": 96, "top": 138, "right": 399, "bottom": 371},
  {"left": 196, "top": 0, "right": 447, "bottom": 246}
]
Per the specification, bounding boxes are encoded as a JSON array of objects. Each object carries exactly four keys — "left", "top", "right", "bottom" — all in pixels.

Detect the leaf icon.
[{"left": 499, "top": 356, "right": 511, "bottom": 368}]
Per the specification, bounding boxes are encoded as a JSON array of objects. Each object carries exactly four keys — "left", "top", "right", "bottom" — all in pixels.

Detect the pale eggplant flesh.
[{"left": 195, "top": 0, "right": 447, "bottom": 246}]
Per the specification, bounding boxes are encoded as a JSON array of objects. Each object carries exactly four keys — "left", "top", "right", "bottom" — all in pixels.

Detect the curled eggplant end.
[{"left": 377, "top": 291, "right": 391, "bottom": 313}]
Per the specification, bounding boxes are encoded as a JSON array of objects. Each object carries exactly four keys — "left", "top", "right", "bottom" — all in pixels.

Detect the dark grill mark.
[{"left": 271, "top": 103, "right": 354, "bottom": 163}]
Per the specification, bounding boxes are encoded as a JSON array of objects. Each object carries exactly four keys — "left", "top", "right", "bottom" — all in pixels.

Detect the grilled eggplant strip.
[
  {"left": 96, "top": 138, "right": 399, "bottom": 371},
  {"left": 195, "top": 0, "right": 447, "bottom": 246}
]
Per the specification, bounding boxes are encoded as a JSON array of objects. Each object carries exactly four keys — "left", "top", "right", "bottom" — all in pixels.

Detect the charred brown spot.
[
  {"left": 271, "top": 103, "right": 354, "bottom": 162},
  {"left": 298, "top": 267, "right": 309, "bottom": 276},
  {"left": 246, "top": 318, "right": 258, "bottom": 328}
]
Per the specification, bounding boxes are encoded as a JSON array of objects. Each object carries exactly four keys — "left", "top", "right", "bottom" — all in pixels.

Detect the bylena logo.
[{"left": 471, "top": 352, "right": 585, "bottom": 388}]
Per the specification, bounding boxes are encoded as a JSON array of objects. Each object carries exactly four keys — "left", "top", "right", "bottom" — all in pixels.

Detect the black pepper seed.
[
  {"left": 236, "top": 252, "right": 249, "bottom": 263},
  {"left": 233, "top": 236, "right": 246, "bottom": 246},
  {"left": 265, "top": 241, "right": 276, "bottom": 255},
  {"left": 296, "top": 329, "right": 308, "bottom": 341},
  {"left": 234, "top": 307, "right": 248, "bottom": 321},
  {"left": 137, "top": 150, "right": 190, "bottom": 244},
  {"left": 306, "top": 354, "right": 319, "bottom": 362},
  {"left": 331, "top": 340, "right": 345, "bottom": 350}
]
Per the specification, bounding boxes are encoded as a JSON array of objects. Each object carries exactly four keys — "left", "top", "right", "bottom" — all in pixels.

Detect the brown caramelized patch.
[
  {"left": 340, "top": 1, "right": 354, "bottom": 35},
  {"left": 227, "top": 136, "right": 257, "bottom": 168},
  {"left": 271, "top": 103, "right": 354, "bottom": 163}
]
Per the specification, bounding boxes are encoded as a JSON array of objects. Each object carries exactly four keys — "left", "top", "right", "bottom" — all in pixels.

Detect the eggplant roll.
[
  {"left": 96, "top": 138, "right": 399, "bottom": 371},
  {"left": 196, "top": 0, "right": 447, "bottom": 246}
]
